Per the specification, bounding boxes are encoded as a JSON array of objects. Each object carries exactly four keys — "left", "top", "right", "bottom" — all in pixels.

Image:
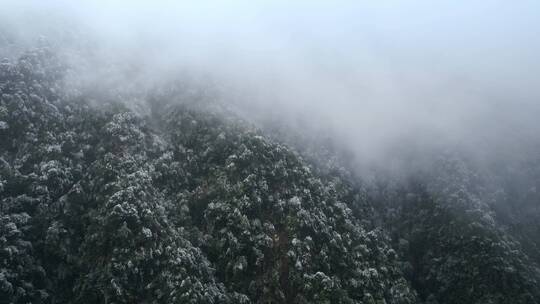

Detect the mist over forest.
[{"left": 1, "top": 1, "right": 540, "bottom": 304}]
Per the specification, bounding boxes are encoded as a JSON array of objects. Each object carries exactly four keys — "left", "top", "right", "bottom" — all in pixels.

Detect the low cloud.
[{"left": 2, "top": 0, "right": 540, "bottom": 170}]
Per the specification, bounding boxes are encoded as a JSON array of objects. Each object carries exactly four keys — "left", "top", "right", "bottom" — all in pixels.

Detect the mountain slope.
[
  {"left": 1, "top": 49, "right": 540, "bottom": 304},
  {"left": 0, "top": 49, "right": 415, "bottom": 303}
]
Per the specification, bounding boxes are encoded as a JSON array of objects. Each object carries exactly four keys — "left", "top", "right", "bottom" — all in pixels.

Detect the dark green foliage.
[
  {"left": 0, "top": 50, "right": 415, "bottom": 303},
  {"left": 1, "top": 49, "right": 539, "bottom": 304},
  {"left": 373, "top": 158, "right": 540, "bottom": 304},
  {"left": 149, "top": 103, "right": 416, "bottom": 303},
  {"left": 0, "top": 50, "right": 240, "bottom": 303}
]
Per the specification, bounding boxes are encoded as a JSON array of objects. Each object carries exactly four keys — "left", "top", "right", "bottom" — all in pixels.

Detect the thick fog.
[{"left": 2, "top": 0, "right": 540, "bottom": 170}]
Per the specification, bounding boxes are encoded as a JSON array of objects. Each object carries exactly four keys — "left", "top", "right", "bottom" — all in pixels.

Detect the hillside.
[{"left": 1, "top": 49, "right": 539, "bottom": 304}]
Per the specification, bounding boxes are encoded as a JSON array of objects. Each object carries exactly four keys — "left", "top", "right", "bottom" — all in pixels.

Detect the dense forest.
[{"left": 1, "top": 46, "right": 540, "bottom": 304}]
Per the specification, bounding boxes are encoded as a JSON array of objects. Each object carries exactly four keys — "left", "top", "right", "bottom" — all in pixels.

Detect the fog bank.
[{"left": 2, "top": 0, "right": 540, "bottom": 169}]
